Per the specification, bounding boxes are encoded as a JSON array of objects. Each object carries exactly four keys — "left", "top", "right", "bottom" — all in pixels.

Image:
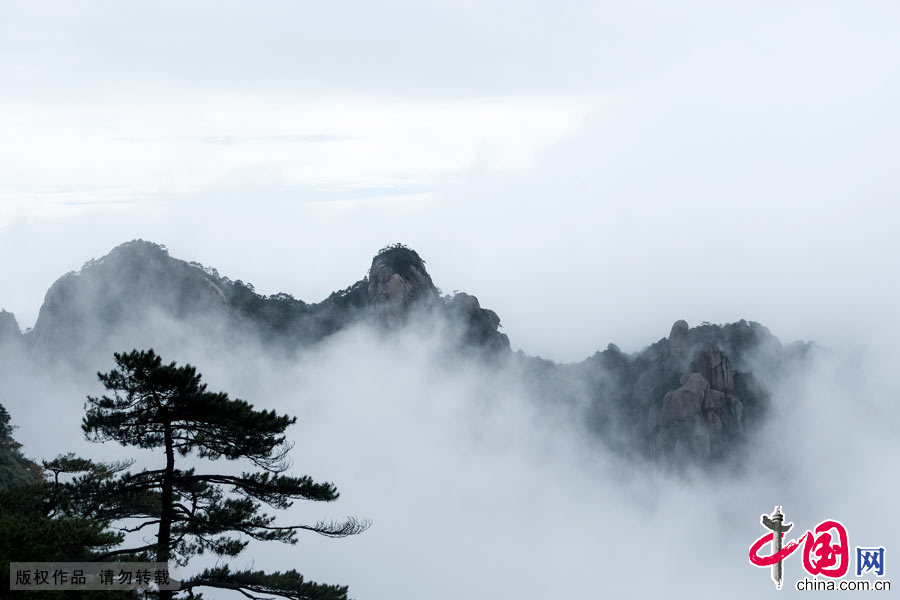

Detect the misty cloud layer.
[{"left": 2, "top": 306, "right": 896, "bottom": 598}]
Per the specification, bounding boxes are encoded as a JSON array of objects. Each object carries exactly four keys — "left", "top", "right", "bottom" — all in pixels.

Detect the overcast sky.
[
  {"left": 2, "top": 0, "right": 899, "bottom": 361},
  {"left": 2, "top": 5, "right": 899, "bottom": 599}
]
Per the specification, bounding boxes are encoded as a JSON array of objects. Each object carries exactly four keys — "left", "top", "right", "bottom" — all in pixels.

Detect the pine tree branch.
[
  {"left": 180, "top": 566, "right": 349, "bottom": 600},
  {"left": 91, "top": 542, "right": 158, "bottom": 560},
  {"left": 174, "top": 473, "right": 338, "bottom": 504},
  {"left": 237, "top": 517, "right": 371, "bottom": 539},
  {"left": 116, "top": 519, "right": 161, "bottom": 533}
]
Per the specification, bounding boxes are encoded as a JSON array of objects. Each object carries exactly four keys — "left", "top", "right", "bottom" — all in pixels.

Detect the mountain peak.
[
  {"left": 0, "top": 309, "right": 21, "bottom": 343},
  {"left": 110, "top": 239, "right": 170, "bottom": 255},
  {"left": 367, "top": 244, "right": 437, "bottom": 314},
  {"left": 85, "top": 239, "right": 171, "bottom": 269},
  {"left": 370, "top": 244, "right": 428, "bottom": 280}
]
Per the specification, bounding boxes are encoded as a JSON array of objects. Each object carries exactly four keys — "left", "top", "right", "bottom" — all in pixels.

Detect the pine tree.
[
  {"left": 82, "top": 349, "right": 367, "bottom": 600},
  {"left": 0, "top": 411, "right": 137, "bottom": 599}
]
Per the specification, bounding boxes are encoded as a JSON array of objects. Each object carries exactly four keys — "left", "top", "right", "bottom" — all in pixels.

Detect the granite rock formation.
[
  {"left": 3, "top": 240, "right": 806, "bottom": 467},
  {"left": 20, "top": 240, "right": 509, "bottom": 360}
]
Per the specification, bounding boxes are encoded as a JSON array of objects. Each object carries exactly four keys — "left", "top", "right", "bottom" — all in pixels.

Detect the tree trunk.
[{"left": 157, "top": 421, "right": 175, "bottom": 600}]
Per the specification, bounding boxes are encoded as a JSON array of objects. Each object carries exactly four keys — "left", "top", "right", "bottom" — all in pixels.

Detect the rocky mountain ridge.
[
  {"left": 3, "top": 240, "right": 506, "bottom": 358},
  {"left": 0, "top": 240, "right": 809, "bottom": 466}
]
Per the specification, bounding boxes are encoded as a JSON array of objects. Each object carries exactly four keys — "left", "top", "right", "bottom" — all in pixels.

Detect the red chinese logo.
[{"left": 750, "top": 512, "right": 849, "bottom": 579}]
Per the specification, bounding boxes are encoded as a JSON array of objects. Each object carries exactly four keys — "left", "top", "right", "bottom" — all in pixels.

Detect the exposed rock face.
[
  {"left": 669, "top": 319, "right": 690, "bottom": 354},
  {"left": 690, "top": 347, "right": 734, "bottom": 392},
  {"left": 643, "top": 321, "right": 762, "bottom": 463},
  {"left": 367, "top": 245, "right": 437, "bottom": 319},
  {"left": 650, "top": 373, "right": 710, "bottom": 460},
  {"left": 648, "top": 368, "right": 745, "bottom": 462},
  {"left": 363, "top": 245, "right": 508, "bottom": 349},
  {"left": 446, "top": 293, "right": 510, "bottom": 352},
  {"left": 570, "top": 318, "right": 789, "bottom": 465},
  {"left": 660, "top": 373, "right": 708, "bottom": 423}
]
